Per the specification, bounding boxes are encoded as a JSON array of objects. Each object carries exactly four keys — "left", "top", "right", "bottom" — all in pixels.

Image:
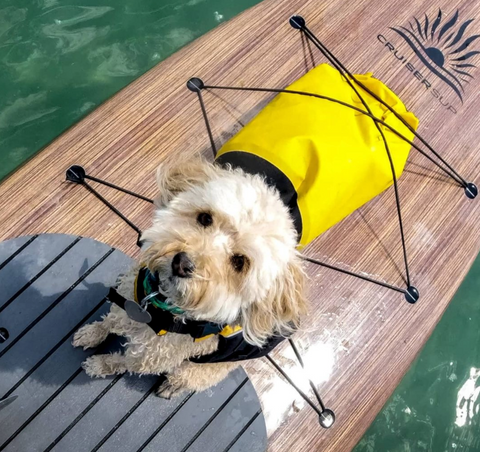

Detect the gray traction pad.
[{"left": 0, "top": 234, "right": 267, "bottom": 452}]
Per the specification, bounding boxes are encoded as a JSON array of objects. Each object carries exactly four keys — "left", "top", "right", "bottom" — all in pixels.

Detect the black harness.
[{"left": 108, "top": 267, "right": 287, "bottom": 363}]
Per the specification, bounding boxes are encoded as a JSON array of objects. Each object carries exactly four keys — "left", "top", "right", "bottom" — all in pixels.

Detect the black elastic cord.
[
  {"left": 202, "top": 85, "right": 463, "bottom": 186},
  {"left": 288, "top": 338, "right": 326, "bottom": 411},
  {"left": 82, "top": 180, "right": 142, "bottom": 236},
  {"left": 300, "top": 31, "right": 316, "bottom": 73},
  {"left": 300, "top": 24, "right": 469, "bottom": 188},
  {"left": 196, "top": 90, "right": 217, "bottom": 158},
  {"left": 296, "top": 30, "right": 411, "bottom": 286},
  {"left": 66, "top": 166, "right": 146, "bottom": 247},
  {"left": 84, "top": 174, "right": 153, "bottom": 203},
  {"left": 265, "top": 354, "right": 323, "bottom": 416},
  {"left": 302, "top": 255, "right": 406, "bottom": 293}
]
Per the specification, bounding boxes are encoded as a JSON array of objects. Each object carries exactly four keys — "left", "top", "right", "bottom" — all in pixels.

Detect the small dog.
[{"left": 73, "top": 156, "right": 307, "bottom": 398}]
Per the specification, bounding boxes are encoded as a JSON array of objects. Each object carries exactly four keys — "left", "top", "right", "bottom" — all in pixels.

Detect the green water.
[
  {"left": 0, "top": 0, "right": 261, "bottom": 181},
  {"left": 354, "top": 255, "right": 480, "bottom": 452}
]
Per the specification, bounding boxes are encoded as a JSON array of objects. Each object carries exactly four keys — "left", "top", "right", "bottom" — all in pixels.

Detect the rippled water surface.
[
  {"left": 354, "top": 255, "right": 480, "bottom": 452},
  {"left": 0, "top": 0, "right": 261, "bottom": 180}
]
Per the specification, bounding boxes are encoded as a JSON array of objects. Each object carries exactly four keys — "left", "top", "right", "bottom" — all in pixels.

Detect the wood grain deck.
[{"left": 1, "top": 0, "right": 479, "bottom": 450}]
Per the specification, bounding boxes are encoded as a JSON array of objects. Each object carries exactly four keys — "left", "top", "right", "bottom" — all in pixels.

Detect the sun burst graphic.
[{"left": 391, "top": 9, "right": 480, "bottom": 102}]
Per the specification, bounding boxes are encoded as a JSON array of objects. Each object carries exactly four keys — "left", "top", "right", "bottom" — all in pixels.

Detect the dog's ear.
[
  {"left": 154, "top": 155, "right": 218, "bottom": 207},
  {"left": 241, "top": 256, "right": 308, "bottom": 347}
]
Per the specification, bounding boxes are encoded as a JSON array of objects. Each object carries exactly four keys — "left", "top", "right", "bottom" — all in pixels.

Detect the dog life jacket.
[
  {"left": 108, "top": 267, "right": 287, "bottom": 363},
  {"left": 215, "top": 63, "right": 419, "bottom": 246}
]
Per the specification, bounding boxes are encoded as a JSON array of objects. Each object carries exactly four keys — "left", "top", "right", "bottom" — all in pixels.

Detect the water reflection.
[{"left": 455, "top": 367, "right": 480, "bottom": 428}]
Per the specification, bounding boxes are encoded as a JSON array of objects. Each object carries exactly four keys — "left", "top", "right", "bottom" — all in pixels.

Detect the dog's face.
[{"left": 141, "top": 158, "right": 307, "bottom": 345}]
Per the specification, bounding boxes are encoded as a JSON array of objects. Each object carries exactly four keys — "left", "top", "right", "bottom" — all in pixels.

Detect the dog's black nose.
[{"left": 172, "top": 252, "right": 195, "bottom": 278}]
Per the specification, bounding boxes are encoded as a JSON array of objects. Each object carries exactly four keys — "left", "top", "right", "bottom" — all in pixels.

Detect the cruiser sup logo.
[{"left": 378, "top": 9, "right": 480, "bottom": 113}]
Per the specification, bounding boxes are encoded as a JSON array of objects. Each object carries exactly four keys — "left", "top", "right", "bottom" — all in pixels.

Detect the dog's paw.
[
  {"left": 156, "top": 379, "right": 187, "bottom": 399},
  {"left": 72, "top": 323, "right": 106, "bottom": 350},
  {"left": 82, "top": 355, "right": 111, "bottom": 378}
]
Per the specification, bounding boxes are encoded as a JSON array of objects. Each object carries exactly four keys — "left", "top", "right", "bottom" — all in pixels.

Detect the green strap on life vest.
[{"left": 135, "top": 267, "right": 185, "bottom": 315}]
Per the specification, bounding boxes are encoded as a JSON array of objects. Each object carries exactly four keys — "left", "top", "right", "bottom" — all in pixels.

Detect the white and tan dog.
[{"left": 72, "top": 156, "right": 307, "bottom": 398}]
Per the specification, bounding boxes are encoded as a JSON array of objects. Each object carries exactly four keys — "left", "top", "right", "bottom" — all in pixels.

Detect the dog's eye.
[
  {"left": 231, "top": 254, "right": 248, "bottom": 272},
  {"left": 197, "top": 212, "right": 213, "bottom": 227}
]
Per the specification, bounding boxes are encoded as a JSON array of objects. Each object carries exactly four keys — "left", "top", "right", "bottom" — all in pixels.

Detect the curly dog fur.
[{"left": 73, "top": 155, "right": 307, "bottom": 398}]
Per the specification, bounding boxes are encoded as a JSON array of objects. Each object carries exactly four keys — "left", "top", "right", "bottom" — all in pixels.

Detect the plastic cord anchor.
[
  {"left": 289, "top": 15, "right": 306, "bottom": 29},
  {"left": 319, "top": 409, "right": 336, "bottom": 428},
  {"left": 0, "top": 327, "right": 9, "bottom": 343},
  {"left": 187, "top": 78, "right": 205, "bottom": 92},
  {"left": 465, "top": 183, "right": 478, "bottom": 199},
  {"left": 0, "top": 395, "right": 18, "bottom": 412},
  {"left": 66, "top": 165, "right": 86, "bottom": 184},
  {"left": 405, "top": 286, "right": 420, "bottom": 304}
]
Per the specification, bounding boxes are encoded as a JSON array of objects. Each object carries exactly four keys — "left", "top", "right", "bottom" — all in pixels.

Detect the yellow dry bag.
[{"left": 215, "top": 64, "right": 419, "bottom": 246}]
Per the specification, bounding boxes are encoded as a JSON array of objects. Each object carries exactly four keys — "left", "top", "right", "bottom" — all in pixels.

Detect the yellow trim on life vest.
[
  {"left": 194, "top": 333, "right": 215, "bottom": 342},
  {"left": 219, "top": 325, "right": 243, "bottom": 337},
  {"left": 193, "top": 324, "right": 243, "bottom": 342}
]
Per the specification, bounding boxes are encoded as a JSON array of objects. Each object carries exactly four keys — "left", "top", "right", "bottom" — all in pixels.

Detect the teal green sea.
[
  {"left": 0, "top": 0, "right": 260, "bottom": 181},
  {"left": 354, "top": 255, "right": 480, "bottom": 452}
]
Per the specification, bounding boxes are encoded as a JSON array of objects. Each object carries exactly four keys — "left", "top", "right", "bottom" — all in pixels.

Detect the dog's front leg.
[
  {"left": 82, "top": 352, "right": 127, "bottom": 378},
  {"left": 73, "top": 314, "right": 115, "bottom": 350},
  {"left": 157, "top": 361, "right": 239, "bottom": 399},
  {"left": 72, "top": 305, "right": 126, "bottom": 350}
]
